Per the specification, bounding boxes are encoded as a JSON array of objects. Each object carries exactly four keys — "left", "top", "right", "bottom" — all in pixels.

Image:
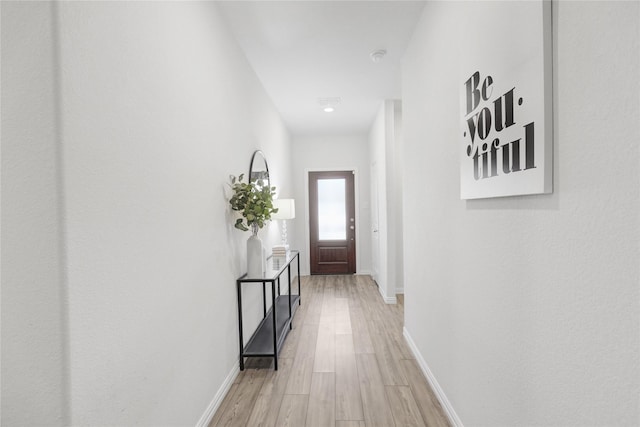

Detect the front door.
[{"left": 309, "top": 171, "right": 356, "bottom": 275}]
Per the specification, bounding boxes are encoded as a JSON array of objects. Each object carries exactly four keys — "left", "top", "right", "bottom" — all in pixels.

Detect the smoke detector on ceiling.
[{"left": 370, "top": 49, "right": 387, "bottom": 63}]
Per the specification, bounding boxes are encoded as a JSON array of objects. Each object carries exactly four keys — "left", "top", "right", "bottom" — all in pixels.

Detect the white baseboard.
[
  {"left": 196, "top": 363, "right": 240, "bottom": 427},
  {"left": 377, "top": 285, "right": 397, "bottom": 304},
  {"left": 396, "top": 287, "right": 404, "bottom": 294},
  {"left": 403, "top": 327, "right": 464, "bottom": 427},
  {"left": 356, "top": 270, "right": 372, "bottom": 276}
]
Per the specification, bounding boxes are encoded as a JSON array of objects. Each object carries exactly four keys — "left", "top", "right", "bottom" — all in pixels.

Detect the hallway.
[
  {"left": 210, "top": 275, "right": 449, "bottom": 427},
  {"left": 3, "top": 1, "right": 638, "bottom": 425}
]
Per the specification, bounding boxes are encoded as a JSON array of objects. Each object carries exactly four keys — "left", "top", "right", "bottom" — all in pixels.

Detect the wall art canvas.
[{"left": 459, "top": 0, "right": 552, "bottom": 199}]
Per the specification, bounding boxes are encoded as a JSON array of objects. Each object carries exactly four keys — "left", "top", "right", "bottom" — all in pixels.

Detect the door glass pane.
[{"left": 318, "top": 178, "right": 346, "bottom": 240}]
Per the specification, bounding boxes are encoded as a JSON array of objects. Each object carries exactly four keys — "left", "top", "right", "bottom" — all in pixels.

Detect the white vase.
[{"left": 247, "top": 224, "right": 264, "bottom": 278}]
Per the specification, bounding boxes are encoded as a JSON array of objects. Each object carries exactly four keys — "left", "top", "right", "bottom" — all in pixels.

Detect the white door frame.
[{"left": 370, "top": 161, "right": 380, "bottom": 283}]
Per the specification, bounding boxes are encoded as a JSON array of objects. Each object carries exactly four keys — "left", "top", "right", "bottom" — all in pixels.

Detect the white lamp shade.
[{"left": 272, "top": 199, "right": 295, "bottom": 220}]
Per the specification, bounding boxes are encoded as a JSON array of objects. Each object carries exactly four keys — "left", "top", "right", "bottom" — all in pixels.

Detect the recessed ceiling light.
[
  {"left": 370, "top": 49, "right": 387, "bottom": 63},
  {"left": 318, "top": 97, "right": 341, "bottom": 113}
]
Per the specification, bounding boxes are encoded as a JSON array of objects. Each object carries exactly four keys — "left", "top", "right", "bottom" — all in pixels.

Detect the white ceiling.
[{"left": 217, "top": 1, "right": 426, "bottom": 137}]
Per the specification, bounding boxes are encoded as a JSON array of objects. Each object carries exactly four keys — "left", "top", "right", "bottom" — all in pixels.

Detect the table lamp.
[{"left": 272, "top": 198, "right": 295, "bottom": 247}]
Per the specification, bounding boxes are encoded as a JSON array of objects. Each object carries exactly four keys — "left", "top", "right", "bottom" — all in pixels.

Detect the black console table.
[{"left": 236, "top": 250, "right": 300, "bottom": 370}]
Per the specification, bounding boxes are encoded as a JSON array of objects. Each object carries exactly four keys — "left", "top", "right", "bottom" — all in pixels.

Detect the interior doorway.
[{"left": 308, "top": 171, "right": 356, "bottom": 274}]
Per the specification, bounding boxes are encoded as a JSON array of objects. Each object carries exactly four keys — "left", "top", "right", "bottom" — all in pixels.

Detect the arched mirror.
[{"left": 249, "top": 150, "right": 270, "bottom": 190}]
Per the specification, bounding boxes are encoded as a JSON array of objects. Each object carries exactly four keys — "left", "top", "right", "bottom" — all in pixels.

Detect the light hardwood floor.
[{"left": 210, "top": 275, "right": 450, "bottom": 427}]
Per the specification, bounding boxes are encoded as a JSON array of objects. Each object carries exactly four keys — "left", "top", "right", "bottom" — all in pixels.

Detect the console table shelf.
[
  {"left": 236, "top": 250, "right": 300, "bottom": 370},
  {"left": 243, "top": 294, "right": 300, "bottom": 357}
]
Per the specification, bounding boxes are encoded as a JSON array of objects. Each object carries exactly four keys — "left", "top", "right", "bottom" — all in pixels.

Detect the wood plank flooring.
[{"left": 210, "top": 275, "right": 450, "bottom": 427}]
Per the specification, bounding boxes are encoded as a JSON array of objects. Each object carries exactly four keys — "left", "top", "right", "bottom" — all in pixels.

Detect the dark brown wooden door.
[{"left": 309, "top": 171, "right": 356, "bottom": 275}]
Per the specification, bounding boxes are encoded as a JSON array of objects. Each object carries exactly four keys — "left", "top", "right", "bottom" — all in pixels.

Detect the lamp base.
[{"left": 280, "top": 220, "right": 288, "bottom": 247}]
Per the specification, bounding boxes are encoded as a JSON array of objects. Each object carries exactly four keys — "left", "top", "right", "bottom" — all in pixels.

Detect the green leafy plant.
[{"left": 229, "top": 174, "right": 278, "bottom": 232}]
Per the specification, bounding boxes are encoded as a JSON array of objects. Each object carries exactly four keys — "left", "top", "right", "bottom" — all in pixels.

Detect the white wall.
[
  {"left": 2, "top": 2, "right": 292, "bottom": 425},
  {"left": 402, "top": 1, "right": 639, "bottom": 425},
  {"left": 369, "top": 100, "right": 403, "bottom": 302},
  {"left": 1, "top": 3, "right": 68, "bottom": 425},
  {"left": 291, "top": 134, "right": 371, "bottom": 276}
]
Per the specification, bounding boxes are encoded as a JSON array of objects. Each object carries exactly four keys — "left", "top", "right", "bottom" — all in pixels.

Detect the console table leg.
[
  {"left": 287, "top": 264, "right": 292, "bottom": 330},
  {"left": 297, "top": 253, "right": 301, "bottom": 305},
  {"left": 262, "top": 282, "right": 266, "bottom": 318},
  {"left": 272, "top": 281, "right": 278, "bottom": 371},
  {"left": 237, "top": 280, "right": 245, "bottom": 371}
]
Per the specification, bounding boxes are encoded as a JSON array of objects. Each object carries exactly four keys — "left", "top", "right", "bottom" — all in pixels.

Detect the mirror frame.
[{"left": 248, "top": 150, "right": 271, "bottom": 189}]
